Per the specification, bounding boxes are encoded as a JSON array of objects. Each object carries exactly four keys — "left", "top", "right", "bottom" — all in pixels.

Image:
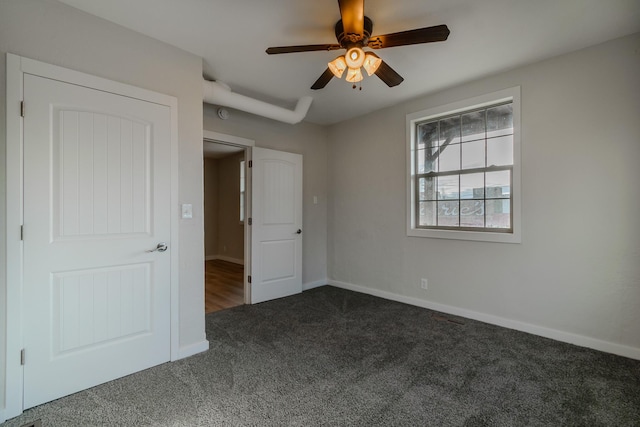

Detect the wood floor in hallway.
[{"left": 205, "top": 259, "right": 244, "bottom": 313}]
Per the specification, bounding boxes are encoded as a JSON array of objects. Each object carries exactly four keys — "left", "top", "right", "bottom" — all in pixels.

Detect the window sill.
[{"left": 407, "top": 226, "right": 521, "bottom": 243}]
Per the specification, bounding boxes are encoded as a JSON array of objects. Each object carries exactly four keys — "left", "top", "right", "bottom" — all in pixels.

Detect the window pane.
[
  {"left": 461, "top": 140, "right": 485, "bottom": 169},
  {"left": 437, "top": 175, "right": 459, "bottom": 200},
  {"left": 438, "top": 201, "right": 459, "bottom": 226},
  {"left": 487, "top": 135, "right": 513, "bottom": 166},
  {"left": 438, "top": 143, "right": 460, "bottom": 172},
  {"left": 419, "top": 177, "right": 437, "bottom": 201},
  {"left": 439, "top": 117, "right": 460, "bottom": 145},
  {"left": 461, "top": 110, "right": 485, "bottom": 142},
  {"left": 417, "top": 148, "right": 438, "bottom": 173},
  {"left": 486, "top": 170, "right": 510, "bottom": 199},
  {"left": 460, "top": 173, "right": 484, "bottom": 199},
  {"left": 417, "top": 121, "right": 438, "bottom": 148},
  {"left": 460, "top": 200, "right": 484, "bottom": 227},
  {"left": 486, "top": 199, "right": 511, "bottom": 229},
  {"left": 487, "top": 104, "right": 513, "bottom": 138},
  {"left": 419, "top": 201, "right": 437, "bottom": 226}
]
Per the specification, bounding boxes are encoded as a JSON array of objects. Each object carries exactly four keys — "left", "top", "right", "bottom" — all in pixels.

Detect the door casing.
[
  {"left": 4, "top": 53, "right": 180, "bottom": 421},
  {"left": 203, "top": 130, "right": 255, "bottom": 304}
]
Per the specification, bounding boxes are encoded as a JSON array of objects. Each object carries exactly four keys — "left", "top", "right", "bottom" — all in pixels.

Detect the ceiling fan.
[{"left": 265, "top": 0, "right": 450, "bottom": 90}]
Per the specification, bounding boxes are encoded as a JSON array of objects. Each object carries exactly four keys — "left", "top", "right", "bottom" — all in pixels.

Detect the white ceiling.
[{"left": 57, "top": 0, "right": 640, "bottom": 125}]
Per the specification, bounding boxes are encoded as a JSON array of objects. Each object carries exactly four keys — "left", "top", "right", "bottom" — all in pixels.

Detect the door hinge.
[
  {"left": 248, "top": 217, "right": 252, "bottom": 225},
  {"left": 20, "top": 101, "right": 25, "bottom": 117},
  {"left": 248, "top": 275, "right": 252, "bottom": 284},
  {"left": 21, "top": 349, "right": 25, "bottom": 365},
  {"left": 20, "top": 225, "right": 24, "bottom": 240},
  {"left": 248, "top": 160, "right": 253, "bottom": 168}
]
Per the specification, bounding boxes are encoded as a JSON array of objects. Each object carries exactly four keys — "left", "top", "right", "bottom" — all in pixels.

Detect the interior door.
[
  {"left": 250, "top": 147, "right": 303, "bottom": 304},
  {"left": 22, "top": 74, "right": 172, "bottom": 409}
]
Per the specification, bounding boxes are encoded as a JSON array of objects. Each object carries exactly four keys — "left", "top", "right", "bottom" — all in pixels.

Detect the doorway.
[{"left": 203, "top": 139, "right": 250, "bottom": 313}]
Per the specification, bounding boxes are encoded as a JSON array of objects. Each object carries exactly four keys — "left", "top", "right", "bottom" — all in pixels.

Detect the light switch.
[
  {"left": 181, "top": 203, "right": 193, "bottom": 219},
  {"left": 313, "top": 196, "right": 318, "bottom": 204}
]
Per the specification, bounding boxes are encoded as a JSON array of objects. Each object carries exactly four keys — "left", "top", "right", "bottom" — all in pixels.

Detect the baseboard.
[
  {"left": 303, "top": 279, "right": 328, "bottom": 291},
  {"left": 329, "top": 279, "right": 640, "bottom": 361},
  {"left": 205, "top": 255, "right": 244, "bottom": 265},
  {"left": 176, "top": 339, "right": 209, "bottom": 360}
]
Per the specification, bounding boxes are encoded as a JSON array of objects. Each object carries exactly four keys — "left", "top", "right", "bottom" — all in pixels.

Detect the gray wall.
[
  {"left": 204, "top": 105, "right": 329, "bottom": 288},
  {"left": 203, "top": 153, "right": 245, "bottom": 263},
  {"left": 327, "top": 33, "right": 640, "bottom": 354},
  {"left": 0, "top": 0, "right": 206, "bottom": 413},
  {"left": 203, "top": 158, "right": 219, "bottom": 258}
]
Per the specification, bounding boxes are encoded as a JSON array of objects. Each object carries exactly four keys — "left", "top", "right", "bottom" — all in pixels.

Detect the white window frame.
[{"left": 406, "top": 87, "right": 521, "bottom": 243}]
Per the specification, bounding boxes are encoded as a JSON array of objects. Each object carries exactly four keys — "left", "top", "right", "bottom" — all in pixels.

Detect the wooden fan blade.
[
  {"left": 338, "top": 0, "right": 365, "bottom": 38},
  {"left": 266, "top": 44, "right": 341, "bottom": 55},
  {"left": 375, "top": 60, "right": 404, "bottom": 87},
  {"left": 369, "top": 24, "right": 450, "bottom": 49},
  {"left": 311, "top": 68, "right": 335, "bottom": 90}
]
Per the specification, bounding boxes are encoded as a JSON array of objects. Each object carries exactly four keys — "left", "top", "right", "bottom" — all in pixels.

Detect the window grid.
[{"left": 414, "top": 101, "right": 513, "bottom": 233}]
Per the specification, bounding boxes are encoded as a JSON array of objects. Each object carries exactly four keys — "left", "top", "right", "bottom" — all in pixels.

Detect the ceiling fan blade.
[
  {"left": 266, "top": 44, "right": 341, "bottom": 55},
  {"left": 311, "top": 68, "right": 335, "bottom": 90},
  {"left": 369, "top": 24, "right": 450, "bottom": 49},
  {"left": 338, "top": 0, "right": 365, "bottom": 38},
  {"left": 375, "top": 60, "right": 404, "bottom": 87}
]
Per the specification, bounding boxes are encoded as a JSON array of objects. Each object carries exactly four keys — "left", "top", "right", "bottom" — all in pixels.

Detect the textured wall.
[
  {"left": 203, "top": 158, "right": 219, "bottom": 258},
  {"left": 0, "top": 0, "right": 206, "bottom": 416},
  {"left": 203, "top": 106, "right": 329, "bottom": 287},
  {"left": 327, "top": 33, "right": 640, "bottom": 356}
]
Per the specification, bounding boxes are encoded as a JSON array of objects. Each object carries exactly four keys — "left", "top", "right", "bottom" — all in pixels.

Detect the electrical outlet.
[{"left": 421, "top": 278, "right": 428, "bottom": 290}]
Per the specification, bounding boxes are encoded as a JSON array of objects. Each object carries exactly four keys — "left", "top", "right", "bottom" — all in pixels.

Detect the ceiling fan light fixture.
[
  {"left": 363, "top": 52, "right": 382, "bottom": 76},
  {"left": 345, "top": 67, "right": 364, "bottom": 83},
  {"left": 328, "top": 55, "right": 347, "bottom": 78},
  {"left": 345, "top": 47, "right": 366, "bottom": 69}
]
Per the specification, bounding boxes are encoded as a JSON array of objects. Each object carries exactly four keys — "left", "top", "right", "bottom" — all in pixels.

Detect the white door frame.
[
  {"left": 4, "top": 53, "right": 180, "bottom": 420},
  {"left": 203, "top": 130, "right": 254, "bottom": 304}
]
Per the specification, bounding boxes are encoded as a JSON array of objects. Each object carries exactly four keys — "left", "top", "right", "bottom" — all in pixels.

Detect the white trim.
[
  {"left": 329, "top": 279, "right": 640, "bottom": 361},
  {"left": 203, "top": 130, "right": 254, "bottom": 148},
  {"left": 5, "top": 52, "right": 25, "bottom": 421},
  {"left": 303, "top": 279, "right": 328, "bottom": 291},
  {"left": 203, "top": 131, "right": 255, "bottom": 305},
  {"left": 177, "top": 340, "right": 210, "bottom": 360},
  {"left": 406, "top": 86, "right": 522, "bottom": 244},
  {"left": 205, "top": 255, "right": 245, "bottom": 265},
  {"left": 4, "top": 54, "right": 181, "bottom": 419}
]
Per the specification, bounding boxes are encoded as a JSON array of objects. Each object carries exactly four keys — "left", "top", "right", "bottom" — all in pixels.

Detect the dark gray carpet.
[{"left": 4, "top": 286, "right": 640, "bottom": 426}]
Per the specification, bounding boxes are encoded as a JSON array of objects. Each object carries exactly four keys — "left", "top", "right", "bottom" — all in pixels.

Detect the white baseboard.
[
  {"left": 329, "top": 279, "right": 640, "bottom": 361},
  {"left": 176, "top": 339, "right": 209, "bottom": 360},
  {"left": 303, "top": 279, "right": 328, "bottom": 291},
  {"left": 205, "top": 255, "right": 244, "bottom": 265}
]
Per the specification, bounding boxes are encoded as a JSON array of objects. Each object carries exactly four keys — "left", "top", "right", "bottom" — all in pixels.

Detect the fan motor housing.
[{"left": 335, "top": 16, "right": 373, "bottom": 47}]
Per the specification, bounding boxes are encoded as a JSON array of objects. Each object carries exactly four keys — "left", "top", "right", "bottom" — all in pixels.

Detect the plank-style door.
[
  {"left": 22, "top": 74, "right": 172, "bottom": 409},
  {"left": 250, "top": 148, "right": 303, "bottom": 304}
]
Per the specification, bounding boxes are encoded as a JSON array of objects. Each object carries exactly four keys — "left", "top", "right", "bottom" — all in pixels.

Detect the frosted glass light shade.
[
  {"left": 363, "top": 52, "right": 382, "bottom": 76},
  {"left": 328, "top": 56, "right": 347, "bottom": 78},
  {"left": 345, "top": 67, "right": 363, "bottom": 83},
  {"left": 345, "top": 47, "right": 365, "bottom": 69}
]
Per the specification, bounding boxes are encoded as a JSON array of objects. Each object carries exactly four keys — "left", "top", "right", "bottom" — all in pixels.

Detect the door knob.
[
  {"left": 296, "top": 229, "right": 302, "bottom": 234},
  {"left": 147, "top": 242, "right": 168, "bottom": 253}
]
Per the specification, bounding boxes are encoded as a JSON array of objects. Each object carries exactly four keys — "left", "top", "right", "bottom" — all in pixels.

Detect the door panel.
[
  {"left": 251, "top": 148, "right": 303, "bottom": 304},
  {"left": 23, "top": 74, "right": 171, "bottom": 409}
]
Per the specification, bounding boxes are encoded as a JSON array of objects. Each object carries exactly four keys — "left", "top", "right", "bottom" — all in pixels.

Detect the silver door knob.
[{"left": 147, "top": 242, "right": 168, "bottom": 253}]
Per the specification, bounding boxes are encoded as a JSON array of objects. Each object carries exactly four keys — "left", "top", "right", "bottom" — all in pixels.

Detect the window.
[
  {"left": 407, "top": 87, "right": 521, "bottom": 243},
  {"left": 240, "top": 160, "right": 245, "bottom": 222}
]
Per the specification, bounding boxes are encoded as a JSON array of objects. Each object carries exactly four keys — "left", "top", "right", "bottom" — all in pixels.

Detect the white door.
[
  {"left": 22, "top": 74, "right": 172, "bottom": 408},
  {"left": 250, "top": 148, "right": 303, "bottom": 304}
]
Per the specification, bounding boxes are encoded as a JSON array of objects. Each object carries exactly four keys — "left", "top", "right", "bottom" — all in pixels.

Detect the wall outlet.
[{"left": 421, "top": 278, "right": 428, "bottom": 290}]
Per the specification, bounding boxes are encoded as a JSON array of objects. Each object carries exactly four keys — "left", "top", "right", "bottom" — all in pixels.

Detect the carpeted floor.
[{"left": 4, "top": 286, "right": 640, "bottom": 426}]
